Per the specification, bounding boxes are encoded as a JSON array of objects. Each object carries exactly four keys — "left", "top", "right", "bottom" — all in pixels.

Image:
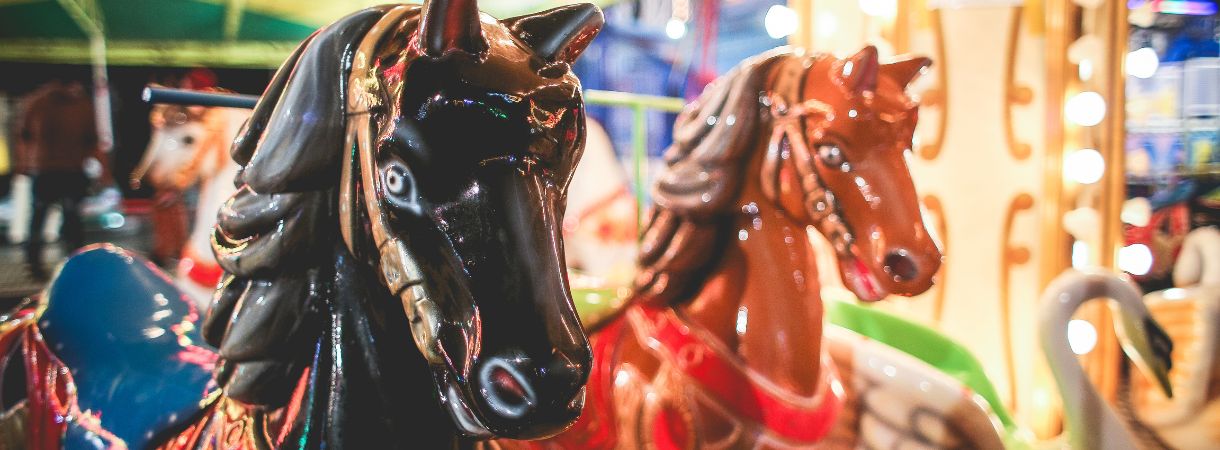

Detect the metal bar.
[
  {"left": 55, "top": 0, "right": 112, "bottom": 154},
  {"left": 582, "top": 90, "right": 686, "bottom": 237},
  {"left": 143, "top": 85, "right": 690, "bottom": 241},
  {"left": 91, "top": 35, "right": 113, "bottom": 152},
  {"left": 631, "top": 105, "right": 648, "bottom": 237},
  {"left": 584, "top": 89, "right": 686, "bottom": 113},
  {"left": 142, "top": 87, "right": 694, "bottom": 115},
  {"left": 224, "top": 0, "right": 248, "bottom": 41},
  {"left": 143, "top": 87, "right": 259, "bottom": 109},
  {"left": 55, "top": 0, "right": 103, "bottom": 36}
]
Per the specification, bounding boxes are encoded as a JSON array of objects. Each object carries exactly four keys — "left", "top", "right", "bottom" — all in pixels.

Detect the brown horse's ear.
[
  {"left": 419, "top": 0, "right": 489, "bottom": 57},
  {"left": 504, "top": 3, "right": 604, "bottom": 65},
  {"left": 841, "top": 45, "right": 880, "bottom": 94},
  {"left": 882, "top": 56, "right": 932, "bottom": 88}
]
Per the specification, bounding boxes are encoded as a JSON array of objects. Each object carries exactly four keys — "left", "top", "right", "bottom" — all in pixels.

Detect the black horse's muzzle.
[{"left": 400, "top": 163, "right": 591, "bottom": 438}]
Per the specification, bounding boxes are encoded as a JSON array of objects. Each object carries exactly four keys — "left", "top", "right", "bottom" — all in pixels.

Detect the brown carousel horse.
[{"left": 496, "top": 46, "right": 1006, "bottom": 449}]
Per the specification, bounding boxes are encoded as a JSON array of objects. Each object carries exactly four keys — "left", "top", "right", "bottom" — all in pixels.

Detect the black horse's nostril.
[
  {"left": 480, "top": 359, "right": 536, "bottom": 418},
  {"left": 491, "top": 366, "right": 527, "bottom": 404},
  {"left": 883, "top": 251, "right": 919, "bottom": 282}
]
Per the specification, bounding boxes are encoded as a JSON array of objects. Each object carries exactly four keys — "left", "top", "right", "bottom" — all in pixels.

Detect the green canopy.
[{"left": 0, "top": 0, "right": 615, "bottom": 68}]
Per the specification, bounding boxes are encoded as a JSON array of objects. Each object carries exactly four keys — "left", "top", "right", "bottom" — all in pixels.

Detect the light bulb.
[
  {"left": 1064, "top": 148, "right": 1106, "bottom": 184},
  {"left": 1118, "top": 243, "right": 1154, "bottom": 275},
  {"left": 765, "top": 5, "right": 799, "bottom": 39},
  {"left": 1079, "top": 59, "right": 1094, "bottom": 81},
  {"left": 1072, "top": 241, "right": 1091, "bottom": 268},
  {"left": 1126, "top": 47, "right": 1159, "bottom": 79},
  {"left": 1068, "top": 319, "right": 1098, "bottom": 355},
  {"left": 1121, "top": 197, "right": 1152, "bottom": 227},
  {"left": 1066, "top": 91, "right": 1106, "bottom": 127},
  {"left": 665, "top": 18, "right": 687, "bottom": 40}
]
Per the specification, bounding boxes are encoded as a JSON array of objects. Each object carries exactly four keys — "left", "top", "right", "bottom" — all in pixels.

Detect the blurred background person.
[{"left": 13, "top": 80, "right": 105, "bottom": 278}]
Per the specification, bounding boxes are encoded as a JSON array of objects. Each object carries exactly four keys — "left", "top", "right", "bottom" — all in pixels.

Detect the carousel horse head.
[
  {"left": 136, "top": 103, "right": 214, "bottom": 189},
  {"left": 134, "top": 103, "right": 243, "bottom": 190},
  {"left": 205, "top": 0, "right": 602, "bottom": 440},
  {"left": 637, "top": 46, "right": 941, "bottom": 304}
]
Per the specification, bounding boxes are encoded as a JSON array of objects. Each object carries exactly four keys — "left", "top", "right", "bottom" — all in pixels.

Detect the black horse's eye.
[
  {"left": 181, "top": 135, "right": 196, "bottom": 146},
  {"left": 817, "top": 144, "right": 848, "bottom": 171},
  {"left": 384, "top": 165, "right": 409, "bottom": 196}
]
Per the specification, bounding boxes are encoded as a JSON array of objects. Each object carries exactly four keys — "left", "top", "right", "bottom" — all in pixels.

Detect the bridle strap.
[{"left": 758, "top": 56, "right": 856, "bottom": 261}]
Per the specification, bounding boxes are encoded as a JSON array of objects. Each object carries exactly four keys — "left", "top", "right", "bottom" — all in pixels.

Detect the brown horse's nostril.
[{"left": 884, "top": 251, "right": 919, "bottom": 282}]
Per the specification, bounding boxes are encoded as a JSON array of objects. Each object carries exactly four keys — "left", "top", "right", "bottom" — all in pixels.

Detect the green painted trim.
[
  {"left": 489, "top": 0, "right": 622, "bottom": 19},
  {"left": 583, "top": 89, "right": 686, "bottom": 237},
  {"left": 584, "top": 89, "right": 686, "bottom": 113},
  {"left": 0, "top": 38, "right": 298, "bottom": 67},
  {"left": 228, "top": 0, "right": 623, "bottom": 28},
  {"left": 631, "top": 105, "right": 647, "bottom": 235}
]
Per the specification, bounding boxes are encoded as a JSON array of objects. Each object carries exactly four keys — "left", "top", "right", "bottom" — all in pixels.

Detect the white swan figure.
[{"left": 1040, "top": 269, "right": 1175, "bottom": 450}]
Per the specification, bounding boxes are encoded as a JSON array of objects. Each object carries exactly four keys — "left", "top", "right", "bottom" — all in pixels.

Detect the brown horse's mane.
[{"left": 632, "top": 49, "right": 793, "bottom": 306}]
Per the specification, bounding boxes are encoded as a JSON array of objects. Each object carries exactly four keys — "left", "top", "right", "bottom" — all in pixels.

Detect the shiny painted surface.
[
  {"left": 3, "top": 1, "right": 605, "bottom": 448},
  {"left": 496, "top": 46, "right": 954, "bottom": 449},
  {"left": 34, "top": 245, "right": 215, "bottom": 450},
  {"left": 204, "top": 0, "right": 600, "bottom": 447}
]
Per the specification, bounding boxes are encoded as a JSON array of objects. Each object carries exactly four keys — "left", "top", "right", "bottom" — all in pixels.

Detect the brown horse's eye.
[
  {"left": 181, "top": 135, "right": 195, "bottom": 146},
  {"left": 817, "top": 144, "right": 848, "bottom": 170}
]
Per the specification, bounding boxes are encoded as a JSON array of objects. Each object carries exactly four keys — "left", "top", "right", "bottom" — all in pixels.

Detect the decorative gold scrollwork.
[
  {"left": 1004, "top": 6, "right": 1033, "bottom": 161},
  {"left": 1000, "top": 193, "right": 1034, "bottom": 408},
  {"left": 917, "top": 9, "right": 948, "bottom": 162}
]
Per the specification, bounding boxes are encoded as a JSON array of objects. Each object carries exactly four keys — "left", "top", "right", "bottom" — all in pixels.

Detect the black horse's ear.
[
  {"left": 238, "top": 7, "right": 390, "bottom": 193},
  {"left": 419, "top": 0, "right": 489, "bottom": 58},
  {"left": 504, "top": 3, "right": 604, "bottom": 65}
]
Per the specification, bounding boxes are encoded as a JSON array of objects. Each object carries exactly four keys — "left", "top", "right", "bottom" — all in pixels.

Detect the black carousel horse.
[{"left": 0, "top": 1, "right": 604, "bottom": 448}]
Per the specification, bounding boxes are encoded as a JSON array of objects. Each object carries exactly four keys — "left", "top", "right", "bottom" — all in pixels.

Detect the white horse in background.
[
  {"left": 563, "top": 117, "right": 638, "bottom": 285},
  {"left": 132, "top": 103, "right": 247, "bottom": 308}
]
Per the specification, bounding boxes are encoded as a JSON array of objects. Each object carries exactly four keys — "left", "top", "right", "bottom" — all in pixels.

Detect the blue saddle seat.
[{"left": 37, "top": 244, "right": 217, "bottom": 450}]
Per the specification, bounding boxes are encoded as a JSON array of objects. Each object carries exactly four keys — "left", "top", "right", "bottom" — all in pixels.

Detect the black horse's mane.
[{"left": 203, "top": 6, "right": 408, "bottom": 407}]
